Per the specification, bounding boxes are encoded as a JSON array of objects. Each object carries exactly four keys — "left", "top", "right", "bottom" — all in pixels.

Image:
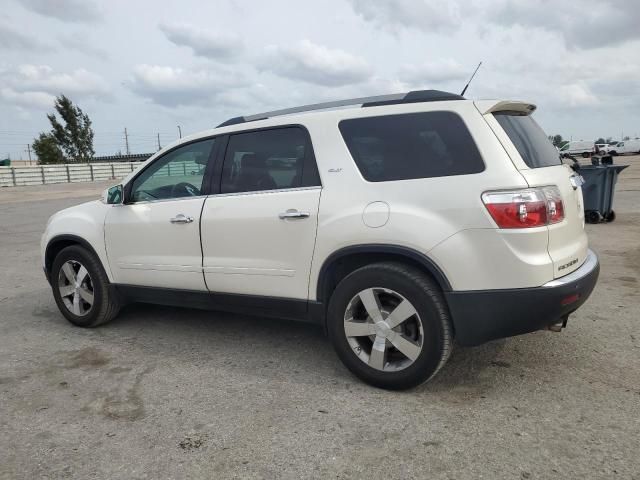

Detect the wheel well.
[
  {"left": 45, "top": 236, "right": 100, "bottom": 278},
  {"left": 316, "top": 247, "right": 451, "bottom": 306}
]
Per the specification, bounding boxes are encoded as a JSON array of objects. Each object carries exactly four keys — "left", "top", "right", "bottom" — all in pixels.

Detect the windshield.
[{"left": 494, "top": 113, "right": 561, "bottom": 168}]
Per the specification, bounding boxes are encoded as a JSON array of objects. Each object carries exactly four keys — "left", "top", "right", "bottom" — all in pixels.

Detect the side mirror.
[{"left": 102, "top": 184, "right": 124, "bottom": 205}]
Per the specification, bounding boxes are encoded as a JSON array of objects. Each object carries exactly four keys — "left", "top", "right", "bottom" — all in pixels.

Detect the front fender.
[{"left": 41, "top": 200, "right": 113, "bottom": 281}]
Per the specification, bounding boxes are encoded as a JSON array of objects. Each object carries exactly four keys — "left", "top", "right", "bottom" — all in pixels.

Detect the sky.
[{"left": 1, "top": 0, "right": 639, "bottom": 160}]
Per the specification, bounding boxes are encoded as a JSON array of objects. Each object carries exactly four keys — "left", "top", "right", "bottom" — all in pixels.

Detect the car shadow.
[
  {"left": 103, "top": 302, "right": 343, "bottom": 385},
  {"left": 103, "top": 302, "right": 525, "bottom": 392}
]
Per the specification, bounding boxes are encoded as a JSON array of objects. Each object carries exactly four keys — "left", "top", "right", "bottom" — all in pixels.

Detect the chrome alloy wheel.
[
  {"left": 344, "top": 288, "right": 424, "bottom": 372},
  {"left": 57, "top": 260, "right": 94, "bottom": 317}
]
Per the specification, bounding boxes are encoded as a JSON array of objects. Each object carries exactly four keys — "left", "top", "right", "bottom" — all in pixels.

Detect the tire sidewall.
[
  {"left": 51, "top": 246, "right": 107, "bottom": 327},
  {"left": 327, "top": 264, "right": 449, "bottom": 389}
]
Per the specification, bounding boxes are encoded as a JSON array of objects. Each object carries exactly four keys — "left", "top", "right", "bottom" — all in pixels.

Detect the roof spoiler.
[{"left": 476, "top": 100, "right": 537, "bottom": 115}]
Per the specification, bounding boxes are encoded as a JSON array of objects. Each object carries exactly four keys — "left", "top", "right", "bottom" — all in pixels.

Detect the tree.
[
  {"left": 623, "top": 136, "right": 630, "bottom": 141},
  {"left": 46, "top": 95, "right": 95, "bottom": 162},
  {"left": 548, "top": 134, "right": 565, "bottom": 147},
  {"left": 595, "top": 137, "right": 606, "bottom": 144},
  {"left": 32, "top": 133, "right": 65, "bottom": 164}
]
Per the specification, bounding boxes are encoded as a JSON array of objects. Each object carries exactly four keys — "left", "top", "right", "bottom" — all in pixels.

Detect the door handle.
[
  {"left": 278, "top": 209, "right": 310, "bottom": 220},
  {"left": 170, "top": 214, "right": 194, "bottom": 224}
]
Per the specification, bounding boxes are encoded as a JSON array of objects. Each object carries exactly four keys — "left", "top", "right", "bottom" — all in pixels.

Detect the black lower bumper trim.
[{"left": 445, "top": 253, "right": 600, "bottom": 346}]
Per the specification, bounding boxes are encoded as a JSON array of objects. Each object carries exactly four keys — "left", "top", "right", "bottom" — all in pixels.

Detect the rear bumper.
[{"left": 445, "top": 249, "right": 600, "bottom": 346}]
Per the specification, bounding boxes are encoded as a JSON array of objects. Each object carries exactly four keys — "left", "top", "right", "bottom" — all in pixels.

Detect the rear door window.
[
  {"left": 338, "top": 111, "right": 484, "bottom": 182},
  {"left": 494, "top": 113, "right": 560, "bottom": 168},
  {"left": 220, "top": 127, "right": 320, "bottom": 194}
]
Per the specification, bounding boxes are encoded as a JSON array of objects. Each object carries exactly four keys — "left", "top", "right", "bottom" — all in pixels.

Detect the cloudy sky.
[{"left": 1, "top": 0, "right": 639, "bottom": 160}]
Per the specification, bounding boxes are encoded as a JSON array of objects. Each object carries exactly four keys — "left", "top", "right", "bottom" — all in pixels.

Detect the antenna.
[{"left": 460, "top": 61, "right": 482, "bottom": 97}]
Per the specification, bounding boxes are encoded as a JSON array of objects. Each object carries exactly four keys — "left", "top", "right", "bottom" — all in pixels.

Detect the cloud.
[
  {"left": 347, "top": 0, "right": 462, "bottom": 34},
  {"left": 399, "top": 59, "right": 469, "bottom": 86},
  {"left": 0, "top": 88, "right": 55, "bottom": 109},
  {"left": 159, "top": 23, "right": 242, "bottom": 61},
  {"left": 58, "top": 32, "right": 109, "bottom": 58},
  {"left": 263, "top": 40, "right": 372, "bottom": 87},
  {"left": 0, "top": 22, "right": 51, "bottom": 50},
  {"left": 18, "top": 0, "right": 102, "bottom": 22},
  {"left": 11, "top": 65, "right": 109, "bottom": 96},
  {"left": 0, "top": 64, "right": 109, "bottom": 112},
  {"left": 129, "top": 64, "right": 249, "bottom": 107},
  {"left": 492, "top": 0, "right": 640, "bottom": 49},
  {"left": 556, "top": 83, "right": 600, "bottom": 108}
]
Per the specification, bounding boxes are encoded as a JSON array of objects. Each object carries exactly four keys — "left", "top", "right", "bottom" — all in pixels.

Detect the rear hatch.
[{"left": 479, "top": 101, "right": 588, "bottom": 278}]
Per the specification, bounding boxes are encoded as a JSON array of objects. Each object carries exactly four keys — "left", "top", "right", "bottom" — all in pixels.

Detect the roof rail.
[{"left": 216, "top": 89, "right": 464, "bottom": 128}]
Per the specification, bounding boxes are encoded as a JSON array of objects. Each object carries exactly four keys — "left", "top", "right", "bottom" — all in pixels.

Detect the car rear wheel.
[
  {"left": 51, "top": 245, "right": 120, "bottom": 327},
  {"left": 327, "top": 262, "right": 453, "bottom": 390}
]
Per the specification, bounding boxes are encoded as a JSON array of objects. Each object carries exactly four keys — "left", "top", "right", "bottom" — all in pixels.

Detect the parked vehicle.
[
  {"left": 595, "top": 143, "right": 609, "bottom": 154},
  {"left": 560, "top": 140, "right": 595, "bottom": 158},
  {"left": 607, "top": 139, "right": 640, "bottom": 155},
  {"left": 42, "top": 90, "right": 600, "bottom": 389}
]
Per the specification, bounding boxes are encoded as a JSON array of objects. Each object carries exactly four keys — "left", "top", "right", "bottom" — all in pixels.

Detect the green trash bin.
[{"left": 577, "top": 164, "right": 628, "bottom": 223}]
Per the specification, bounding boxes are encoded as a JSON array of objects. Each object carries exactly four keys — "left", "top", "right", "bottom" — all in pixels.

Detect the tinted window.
[
  {"left": 221, "top": 127, "right": 320, "bottom": 194},
  {"left": 130, "top": 138, "right": 214, "bottom": 202},
  {"left": 494, "top": 114, "right": 560, "bottom": 168},
  {"left": 338, "top": 111, "right": 484, "bottom": 182}
]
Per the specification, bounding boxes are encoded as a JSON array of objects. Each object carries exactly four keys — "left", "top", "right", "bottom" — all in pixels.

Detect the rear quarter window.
[
  {"left": 338, "top": 111, "right": 485, "bottom": 182},
  {"left": 494, "top": 113, "right": 561, "bottom": 168}
]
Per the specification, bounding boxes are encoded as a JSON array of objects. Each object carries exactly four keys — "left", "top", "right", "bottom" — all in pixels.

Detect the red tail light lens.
[{"left": 482, "top": 186, "right": 565, "bottom": 229}]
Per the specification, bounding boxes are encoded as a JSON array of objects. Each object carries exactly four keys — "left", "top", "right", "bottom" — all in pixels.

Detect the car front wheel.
[
  {"left": 327, "top": 262, "right": 453, "bottom": 390},
  {"left": 51, "top": 245, "right": 120, "bottom": 327}
]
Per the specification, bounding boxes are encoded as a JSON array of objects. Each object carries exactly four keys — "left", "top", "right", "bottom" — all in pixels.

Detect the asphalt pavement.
[{"left": 1, "top": 160, "right": 639, "bottom": 479}]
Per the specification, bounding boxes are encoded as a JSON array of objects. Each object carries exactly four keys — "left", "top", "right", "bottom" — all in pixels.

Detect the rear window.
[
  {"left": 339, "top": 111, "right": 484, "bottom": 182},
  {"left": 494, "top": 113, "right": 560, "bottom": 168}
]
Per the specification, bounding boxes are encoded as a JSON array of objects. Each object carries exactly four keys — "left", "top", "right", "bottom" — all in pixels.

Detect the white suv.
[{"left": 41, "top": 90, "right": 599, "bottom": 389}]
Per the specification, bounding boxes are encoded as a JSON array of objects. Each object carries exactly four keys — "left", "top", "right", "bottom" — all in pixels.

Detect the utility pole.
[
  {"left": 124, "top": 128, "right": 130, "bottom": 155},
  {"left": 177, "top": 125, "right": 182, "bottom": 139},
  {"left": 157, "top": 133, "right": 162, "bottom": 150},
  {"left": 26, "top": 144, "right": 32, "bottom": 165}
]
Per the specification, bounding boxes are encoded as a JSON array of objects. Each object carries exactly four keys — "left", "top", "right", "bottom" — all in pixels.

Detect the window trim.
[
  {"left": 212, "top": 124, "right": 321, "bottom": 197},
  {"left": 338, "top": 110, "right": 486, "bottom": 183},
  {"left": 123, "top": 135, "right": 220, "bottom": 204}
]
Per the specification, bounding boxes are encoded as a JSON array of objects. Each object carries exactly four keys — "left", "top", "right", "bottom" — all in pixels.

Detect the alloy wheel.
[
  {"left": 343, "top": 287, "right": 424, "bottom": 372},
  {"left": 57, "top": 260, "right": 94, "bottom": 317}
]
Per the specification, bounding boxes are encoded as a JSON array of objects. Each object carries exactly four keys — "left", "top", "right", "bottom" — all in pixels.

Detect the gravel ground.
[{"left": 1, "top": 158, "right": 639, "bottom": 480}]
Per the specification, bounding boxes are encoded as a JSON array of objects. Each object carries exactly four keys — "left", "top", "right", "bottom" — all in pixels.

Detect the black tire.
[
  {"left": 582, "top": 152, "right": 590, "bottom": 158},
  {"left": 605, "top": 210, "right": 616, "bottom": 222},
  {"left": 585, "top": 210, "right": 602, "bottom": 224},
  {"left": 327, "top": 262, "right": 453, "bottom": 390},
  {"left": 51, "top": 245, "right": 120, "bottom": 327}
]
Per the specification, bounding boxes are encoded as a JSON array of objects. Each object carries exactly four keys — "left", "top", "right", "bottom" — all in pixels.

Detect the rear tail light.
[
  {"left": 543, "top": 186, "right": 564, "bottom": 224},
  {"left": 482, "top": 186, "right": 565, "bottom": 229}
]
